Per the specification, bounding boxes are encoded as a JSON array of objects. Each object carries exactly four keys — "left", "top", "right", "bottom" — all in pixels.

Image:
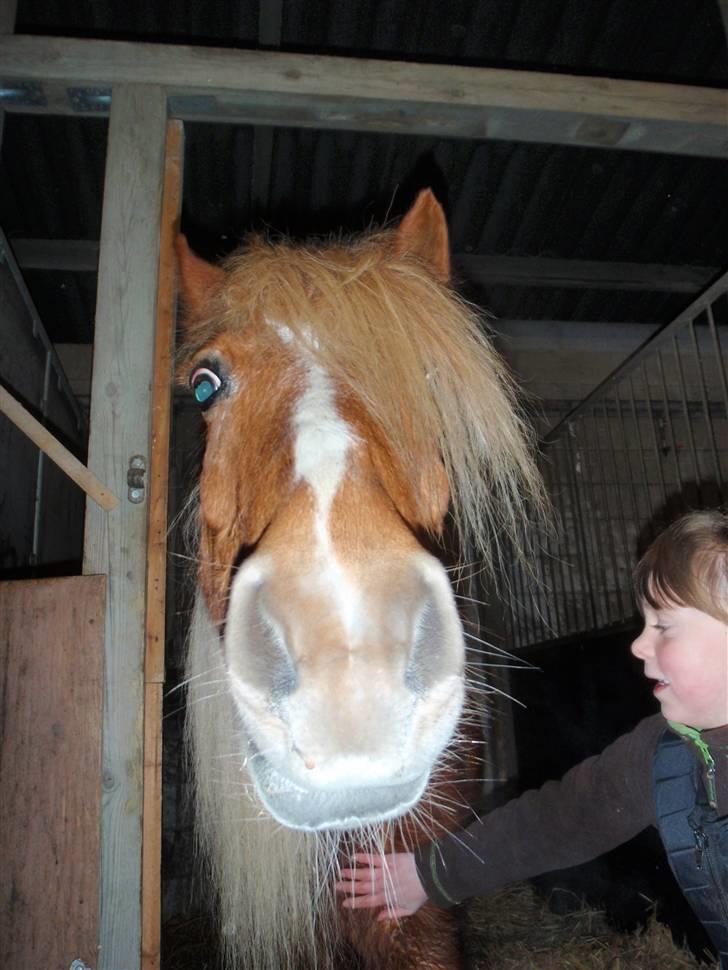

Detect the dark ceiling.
[{"left": 2, "top": 0, "right": 728, "bottom": 347}]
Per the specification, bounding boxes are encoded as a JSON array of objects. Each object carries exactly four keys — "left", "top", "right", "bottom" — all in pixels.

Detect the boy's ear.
[
  {"left": 174, "top": 234, "right": 226, "bottom": 325},
  {"left": 393, "top": 189, "right": 450, "bottom": 283}
]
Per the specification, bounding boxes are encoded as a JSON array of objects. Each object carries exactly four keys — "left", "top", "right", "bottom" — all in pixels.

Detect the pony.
[{"left": 175, "top": 190, "right": 543, "bottom": 970}]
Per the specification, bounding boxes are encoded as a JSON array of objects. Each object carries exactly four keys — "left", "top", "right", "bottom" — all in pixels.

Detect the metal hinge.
[{"left": 127, "top": 454, "right": 147, "bottom": 504}]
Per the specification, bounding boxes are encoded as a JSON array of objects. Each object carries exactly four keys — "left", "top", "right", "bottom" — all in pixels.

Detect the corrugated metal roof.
[{"left": 3, "top": 0, "right": 728, "bottom": 345}]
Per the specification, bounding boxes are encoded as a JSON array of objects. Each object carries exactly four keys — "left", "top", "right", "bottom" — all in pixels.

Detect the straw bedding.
[{"left": 164, "top": 882, "right": 717, "bottom": 969}]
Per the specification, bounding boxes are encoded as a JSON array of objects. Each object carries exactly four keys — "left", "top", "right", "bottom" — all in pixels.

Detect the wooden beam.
[
  {"left": 19, "top": 236, "right": 719, "bottom": 295},
  {"left": 82, "top": 84, "right": 166, "bottom": 970},
  {"left": 1, "top": 35, "right": 727, "bottom": 157},
  {"left": 141, "top": 119, "right": 184, "bottom": 970},
  {"left": 456, "top": 255, "right": 717, "bottom": 294},
  {"left": 12, "top": 237, "right": 99, "bottom": 271},
  {"left": 0, "top": 384, "right": 118, "bottom": 510}
]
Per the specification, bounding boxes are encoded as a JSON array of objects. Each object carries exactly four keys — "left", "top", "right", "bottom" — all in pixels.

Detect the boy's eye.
[{"left": 190, "top": 366, "right": 223, "bottom": 409}]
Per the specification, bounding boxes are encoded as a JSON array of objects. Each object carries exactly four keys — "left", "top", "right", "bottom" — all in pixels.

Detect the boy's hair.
[{"left": 634, "top": 509, "right": 728, "bottom": 625}]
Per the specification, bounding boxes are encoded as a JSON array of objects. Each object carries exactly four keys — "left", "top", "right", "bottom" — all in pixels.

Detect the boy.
[{"left": 336, "top": 510, "right": 728, "bottom": 967}]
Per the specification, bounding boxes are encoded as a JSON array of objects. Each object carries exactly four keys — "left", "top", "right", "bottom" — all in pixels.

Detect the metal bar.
[
  {"left": 547, "top": 443, "right": 580, "bottom": 633},
  {"left": 672, "top": 332, "right": 702, "bottom": 489},
  {"left": 707, "top": 304, "right": 728, "bottom": 487},
  {"left": 542, "top": 456, "right": 573, "bottom": 627},
  {"left": 563, "top": 427, "right": 598, "bottom": 628},
  {"left": 707, "top": 304, "right": 728, "bottom": 420},
  {"left": 30, "top": 349, "right": 52, "bottom": 565},
  {"left": 657, "top": 348, "right": 684, "bottom": 496},
  {"left": 579, "top": 412, "right": 613, "bottom": 625},
  {"left": 602, "top": 398, "right": 633, "bottom": 618},
  {"left": 615, "top": 381, "right": 642, "bottom": 538},
  {"left": 628, "top": 372, "right": 655, "bottom": 541},
  {"left": 587, "top": 403, "right": 624, "bottom": 620},
  {"left": 545, "top": 268, "right": 728, "bottom": 442},
  {"left": 539, "top": 482, "right": 564, "bottom": 637},
  {"left": 641, "top": 362, "right": 668, "bottom": 530},
  {"left": 689, "top": 315, "right": 722, "bottom": 489}
]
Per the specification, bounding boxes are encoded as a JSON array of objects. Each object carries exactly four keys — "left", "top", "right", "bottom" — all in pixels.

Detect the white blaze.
[{"left": 292, "top": 360, "right": 360, "bottom": 633}]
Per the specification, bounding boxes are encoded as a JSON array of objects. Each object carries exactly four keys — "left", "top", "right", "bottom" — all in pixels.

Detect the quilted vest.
[{"left": 654, "top": 728, "right": 728, "bottom": 968}]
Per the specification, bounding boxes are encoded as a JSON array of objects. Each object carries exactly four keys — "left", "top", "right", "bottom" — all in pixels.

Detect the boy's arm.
[{"left": 416, "top": 713, "right": 665, "bottom": 908}]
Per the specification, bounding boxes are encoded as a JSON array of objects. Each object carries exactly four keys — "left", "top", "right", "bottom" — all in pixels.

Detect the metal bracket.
[
  {"left": 127, "top": 455, "right": 146, "bottom": 504},
  {"left": 67, "top": 86, "right": 112, "bottom": 113},
  {"left": 0, "top": 81, "right": 47, "bottom": 108},
  {"left": 69, "top": 960, "right": 92, "bottom": 970}
]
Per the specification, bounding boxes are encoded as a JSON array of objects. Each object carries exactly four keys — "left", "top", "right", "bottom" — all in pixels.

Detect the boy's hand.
[{"left": 335, "top": 851, "right": 429, "bottom": 921}]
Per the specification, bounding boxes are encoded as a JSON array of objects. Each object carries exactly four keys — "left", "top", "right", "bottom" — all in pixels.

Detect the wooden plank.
[
  {"left": 141, "top": 118, "right": 184, "bottom": 970},
  {"left": 83, "top": 84, "right": 166, "bottom": 970},
  {"left": 12, "top": 237, "right": 99, "bottom": 271},
  {"left": 456, "top": 254, "right": 717, "bottom": 295},
  {"left": 16, "top": 237, "right": 718, "bottom": 295},
  {"left": 0, "top": 575, "right": 105, "bottom": 970},
  {"left": 0, "top": 35, "right": 726, "bottom": 157},
  {"left": 0, "top": 385, "right": 119, "bottom": 510}
]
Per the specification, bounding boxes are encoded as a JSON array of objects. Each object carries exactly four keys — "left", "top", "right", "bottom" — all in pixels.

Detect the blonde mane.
[
  {"left": 187, "top": 596, "right": 410, "bottom": 970},
  {"left": 182, "top": 229, "right": 545, "bottom": 573}
]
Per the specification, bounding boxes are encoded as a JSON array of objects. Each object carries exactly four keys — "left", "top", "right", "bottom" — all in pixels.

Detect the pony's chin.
[{"left": 248, "top": 749, "right": 429, "bottom": 831}]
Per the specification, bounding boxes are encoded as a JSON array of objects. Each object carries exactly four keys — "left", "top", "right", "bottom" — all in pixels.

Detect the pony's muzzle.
[{"left": 224, "top": 552, "right": 466, "bottom": 829}]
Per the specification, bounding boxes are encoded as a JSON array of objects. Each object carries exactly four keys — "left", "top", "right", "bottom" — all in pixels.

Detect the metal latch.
[{"left": 127, "top": 454, "right": 147, "bottom": 504}]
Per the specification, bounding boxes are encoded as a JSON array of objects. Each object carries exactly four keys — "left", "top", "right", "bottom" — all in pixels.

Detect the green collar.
[{"left": 668, "top": 720, "right": 714, "bottom": 766}]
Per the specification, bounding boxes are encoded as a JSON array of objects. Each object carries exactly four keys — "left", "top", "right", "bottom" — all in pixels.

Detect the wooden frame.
[
  {"left": 1, "top": 34, "right": 727, "bottom": 157},
  {"left": 142, "top": 120, "right": 184, "bottom": 970},
  {"left": 82, "top": 85, "right": 167, "bottom": 970},
  {"left": 0, "top": 27, "right": 725, "bottom": 970}
]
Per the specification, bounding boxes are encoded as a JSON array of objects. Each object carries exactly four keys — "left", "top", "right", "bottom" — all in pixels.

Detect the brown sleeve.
[{"left": 415, "top": 714, "right": 666, "bottom": 908}]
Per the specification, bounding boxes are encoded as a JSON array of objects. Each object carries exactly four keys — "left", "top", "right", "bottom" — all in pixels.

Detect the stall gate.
[{"left": 506, "top": 268, "right": 728, "bottom": 649}]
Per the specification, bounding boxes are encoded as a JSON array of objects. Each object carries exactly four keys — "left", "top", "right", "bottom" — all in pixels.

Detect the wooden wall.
[{"left": 0, "top": 575, "right": 105, "bottom": 969}]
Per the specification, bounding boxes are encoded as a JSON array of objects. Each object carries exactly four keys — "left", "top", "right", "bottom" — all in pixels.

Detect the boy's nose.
[{"left": 630, "top": 627, "right": 653, "bottom": 660}]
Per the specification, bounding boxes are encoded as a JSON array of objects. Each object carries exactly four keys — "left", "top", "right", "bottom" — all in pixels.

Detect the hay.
[
  {"left": 163, "top": 883, "right": 718, "bottom": 969},
  {"left": 465, "top": 883, "right": 717, "bottom": 970}
]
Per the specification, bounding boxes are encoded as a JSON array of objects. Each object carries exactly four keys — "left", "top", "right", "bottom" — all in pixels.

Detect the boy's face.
[{"left": 631, "top": 602, "right": 728, "bottom": 729}]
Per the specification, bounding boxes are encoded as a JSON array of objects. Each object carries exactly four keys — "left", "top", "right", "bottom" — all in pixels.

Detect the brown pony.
[{"left": 176, "top": 191, "right": 543, "bottom": 970}]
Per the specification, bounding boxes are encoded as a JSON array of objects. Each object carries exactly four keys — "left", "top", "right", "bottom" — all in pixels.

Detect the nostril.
[
  {"left": 405, "top": 599, "right": 447, "bottom": 693},
  {"left": 229, "top": 598, "right": 298, "bottom": 698}
]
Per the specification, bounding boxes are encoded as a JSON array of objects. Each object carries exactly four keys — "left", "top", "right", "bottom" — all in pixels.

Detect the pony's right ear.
[{"left": 175, "top": 234, "right": 227, "bottom": 325}]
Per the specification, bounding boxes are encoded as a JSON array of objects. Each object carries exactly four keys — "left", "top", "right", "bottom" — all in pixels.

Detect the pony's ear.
[
  {"left": 393, "top": 189, "right": 450, "bottom": 283},
  {"left": 175, "top": 234, "right": 227, "bottom": 323}
]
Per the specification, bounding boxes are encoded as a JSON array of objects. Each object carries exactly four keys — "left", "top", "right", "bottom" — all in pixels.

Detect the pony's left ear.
[
  {"left": 175, "top": 234, "right": 227, "bottom": 324},
  {"left": 393, "top": 189, "right": 450, "bottom": 283}
]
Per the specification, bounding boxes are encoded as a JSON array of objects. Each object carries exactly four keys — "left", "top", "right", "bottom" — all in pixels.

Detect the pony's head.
[{"left": 177, "top": 190, "right": 541, "bottom": 832}]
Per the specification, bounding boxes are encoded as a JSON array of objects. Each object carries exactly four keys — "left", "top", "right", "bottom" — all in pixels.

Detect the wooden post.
[
  {"left": 83, "top": 84, "right": 167, "bottom": 970},
  {"left": 142, "top": 119, "right": 184, "bottom": 970}
]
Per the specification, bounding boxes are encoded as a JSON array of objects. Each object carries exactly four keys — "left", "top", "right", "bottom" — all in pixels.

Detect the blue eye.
[{"left": 190, "top": 366, "right": 223, "bottom": 408}]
